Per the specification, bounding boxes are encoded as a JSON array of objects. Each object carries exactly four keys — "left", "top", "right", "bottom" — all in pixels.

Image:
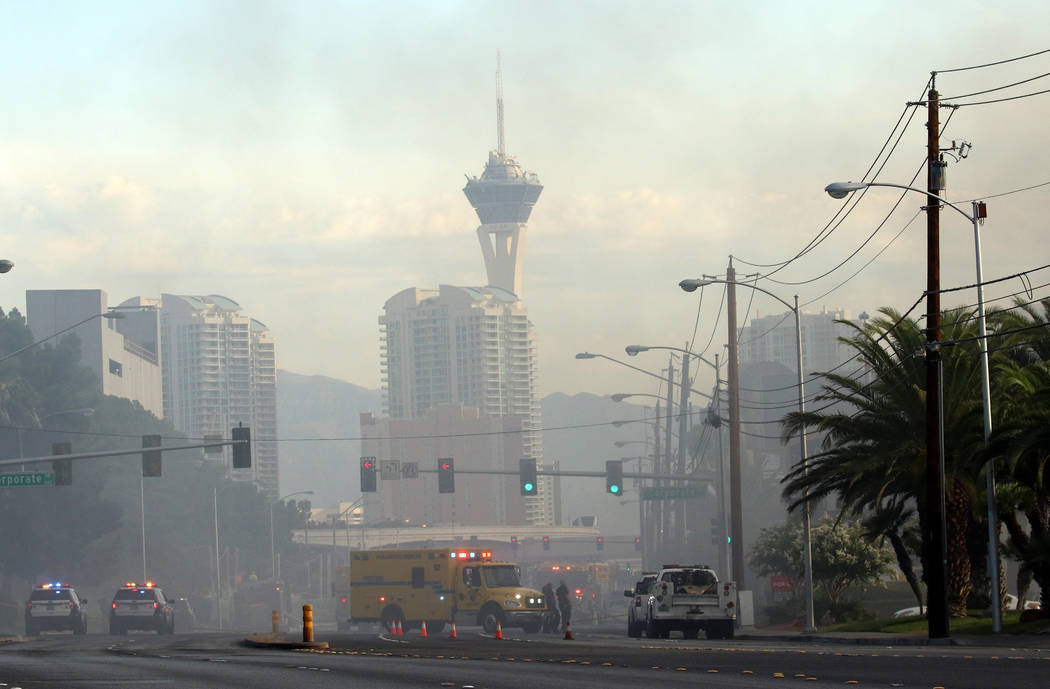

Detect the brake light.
[
  {"left": 727, "top": 600, "right": 735, "bottom": 608},
  {"left": 341, "top": 597, "right": 347, "bottom": 603},
  {"left": 112, "top": 602, "right": 118, "bottom": 609},
  {"left": 26, "top": 602, "right": 32, "bottom": 609},
  {"left": 153, "top": 602, "right": 159, "bottom": 609},
  {"left": 69, "top": 602, "right": 75, "bottom": 608},
  {"left": 574, "top": 588, "right": 581, "bottom": 595}
]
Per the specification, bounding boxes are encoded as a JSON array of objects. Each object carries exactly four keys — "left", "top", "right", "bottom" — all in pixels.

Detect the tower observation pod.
[{"left": 463, "top": 59, "right": 542, "bottom": 297}]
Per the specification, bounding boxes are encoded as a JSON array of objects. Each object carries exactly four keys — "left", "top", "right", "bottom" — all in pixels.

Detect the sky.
[{"left": 2, "top": 0, "right": 1049, "bottom": 399}]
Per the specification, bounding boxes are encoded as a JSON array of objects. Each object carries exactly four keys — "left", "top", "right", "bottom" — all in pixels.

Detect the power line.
[
  {"left": 936, "top": 48, "right": 1050, "bottom": 74},
  {"left": 952, "top": 87, "right": 1050, "bottom": 107},
  {"left": 942, "top": 70, "right": 1050, "bottom": 100}
]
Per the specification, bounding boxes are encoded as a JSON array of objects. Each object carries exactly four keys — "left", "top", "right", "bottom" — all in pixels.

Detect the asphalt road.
[{"left": 1, "top": 624, "right": 1048, "bottom": 689}]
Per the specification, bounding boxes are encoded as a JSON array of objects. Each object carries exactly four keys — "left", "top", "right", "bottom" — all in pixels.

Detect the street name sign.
[
  {"left": 0, "top": 472, "right": 55, "bottom": 487},
  {"left": 640, "top": 485, "right": 705, "bottom": 501}
]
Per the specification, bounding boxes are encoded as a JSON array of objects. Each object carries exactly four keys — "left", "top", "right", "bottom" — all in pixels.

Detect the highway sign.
[
  {"left": 640, "top": 486, "right": 705, "bottom": 501},
  {"left": 0, "top": 472, "right": 55, "bottom": 487}
]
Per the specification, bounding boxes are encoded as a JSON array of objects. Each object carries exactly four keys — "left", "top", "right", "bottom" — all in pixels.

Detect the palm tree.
[{"left": 781, "top": 307, "right": 985, "bottom": 617}]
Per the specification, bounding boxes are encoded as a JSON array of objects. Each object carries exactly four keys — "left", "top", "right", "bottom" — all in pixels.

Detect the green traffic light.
[
  {"left": 609, "top": 484, "right": 621, "bottom": 494},
  {"left": 524, "top": 482, "right": 534, "bottom": 492}
]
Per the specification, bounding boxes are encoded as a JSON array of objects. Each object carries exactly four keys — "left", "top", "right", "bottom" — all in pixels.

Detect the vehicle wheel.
[
  {"left": 109, "top": 622, "right": 122, "bottom": 635},
  {"left": 522, "top": 621, "right": 541, "bottom": 634},
  {"left": 683, "top": 627, "right": 699, "bottom": 640},
  {"left": 645, "top": 617, "right": 659, "bottom": 638},
  {"left": 74, "top": 620, "right": 86, "bottom": 635},
  {"left": 626, "top": 619, "right": 639, "bottom": 638},
  {"left": 479, "top": 604, "right": 505, "bottom": 634},
  {"left": 25, "top": 623, "right": 38, "bottom": 637}
]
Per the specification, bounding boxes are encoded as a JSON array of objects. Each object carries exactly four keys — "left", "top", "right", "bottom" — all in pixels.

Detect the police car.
[
  {"left": 109, "top": 582, "right": 175, "bottom": 635},
  {"left": 25, "top": 583, "right": 88, "bottom": 636}
]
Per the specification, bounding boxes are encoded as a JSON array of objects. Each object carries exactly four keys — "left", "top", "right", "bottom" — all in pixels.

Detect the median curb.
[{"left": 242, "top": 633, "right": 329, "bottom": 650}]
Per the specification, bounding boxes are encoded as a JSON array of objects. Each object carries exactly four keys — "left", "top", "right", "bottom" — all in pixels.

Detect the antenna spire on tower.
[{"left": 496, "top": 50, "right": 505, "bottom": 158}]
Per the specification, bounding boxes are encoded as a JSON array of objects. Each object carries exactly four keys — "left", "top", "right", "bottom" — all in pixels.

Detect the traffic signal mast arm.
[
  {"left": 0, "top": 437, "right": 250, "bottom": 468},
  {"left": 418, "top": 467, "right": 713, "bottom": 483}
]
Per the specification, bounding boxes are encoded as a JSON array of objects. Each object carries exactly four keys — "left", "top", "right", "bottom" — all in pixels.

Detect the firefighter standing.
[
  {"left": 541, "top": 582, "right": 559, "bottom": 633},
  {"left": 555, "top": 580, "right": 572, "bottom": 629}
]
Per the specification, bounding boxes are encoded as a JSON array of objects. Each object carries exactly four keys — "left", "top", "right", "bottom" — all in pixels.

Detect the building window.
[{"left": 109, "top": 359, "right": 123, "bottom": 377}]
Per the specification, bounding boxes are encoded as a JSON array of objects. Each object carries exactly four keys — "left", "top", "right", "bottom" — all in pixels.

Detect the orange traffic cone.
[
  {"left": 396, "top": 620, "right": 403, "bottom": 636},
  {"left": 448, "top": 621, "right": 458, "bottom": 639},
  {"left": 494, "top": 621, "right": 503, "bottom": 639},
  {"left": 563, "top": 622, "right": 574, "bottom": 640},
  {"left": 420, "top": 620, "right": 428, "bottom": 637}
]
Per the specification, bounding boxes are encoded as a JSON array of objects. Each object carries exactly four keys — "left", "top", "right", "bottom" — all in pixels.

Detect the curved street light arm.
[
  {"left": 576, "top": 352, "right": 712, "bottom": 400},
  {"left": 626, "top": 344, "right": 720, "bottom": 373},
  {"left": 826, "top": 181, "right": 976, "bottom": 223}
]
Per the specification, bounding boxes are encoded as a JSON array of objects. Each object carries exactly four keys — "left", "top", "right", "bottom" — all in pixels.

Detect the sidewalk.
[{"left": 738, "top": 627, "right": 1050, "bottom": 648}]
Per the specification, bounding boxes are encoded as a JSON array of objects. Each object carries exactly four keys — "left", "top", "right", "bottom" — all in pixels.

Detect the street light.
[
  {"left": 0, "top": 311, "right": 125, "bottom": 364},
  {"left": 826, "top": 179, "right": 999, "bottom": 633},
  {"left": 679, "top": 278, "right": 816, "bottom": 633},
  {"left": 575, "top": 352, "right": 712, "bottom": 400},
  {"left": 0, "top": 260, "right": 13, "bottom": 273},
  {"left": 271, "top": 490, "right": 314, "bottom": 579}
]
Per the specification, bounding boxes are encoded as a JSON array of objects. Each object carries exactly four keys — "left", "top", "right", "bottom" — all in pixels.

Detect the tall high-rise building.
[
  {"left": 120, "top": 294, "right": 279, "bottom": 499},
  {"left": 375, "top": 66, "right": 553, "bottom": 526}
]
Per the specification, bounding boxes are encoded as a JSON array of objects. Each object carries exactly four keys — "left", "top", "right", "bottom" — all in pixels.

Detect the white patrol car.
[
  {"left": 109, "top": 581, "right": 175, "bottom": 635},
  {"left": 25, "top": 583, "right": 88, "bottom": 636},
  {"left": 623, "top": 572, "right": 658, "bottom": 638}
]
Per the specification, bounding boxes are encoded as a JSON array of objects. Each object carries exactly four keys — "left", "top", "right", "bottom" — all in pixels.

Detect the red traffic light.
[
  {"left": 440, "top": 462, "right": 452, "bottom": 471},
  {"left": 363, "top": 460, "right": 374, "bottom": 470}
]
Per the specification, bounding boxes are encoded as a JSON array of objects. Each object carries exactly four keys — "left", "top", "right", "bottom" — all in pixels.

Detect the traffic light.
[
  {"left": 542, "top": 536, "right": 550, "bottom": 551},
  {"left": 519, "top": 458, "right": 537, "bottom": 496},
  {"left": 634, "top": 537, "right": 642, "bottom": 552},
  {"left": 360, "top": 457, "right": 377, "bottom": 492},
  {"left": 596, "top": 536, "right": 604, "bottom": 552},
  {"left": 438, "top": 458, "right": 455, "bottom": 494},
  {"left": 142, "top": 434, "right": 162, "bottom": 477},
  {"left": 52, "top": 442, "right": 72, "bottom": 486},
  {"left": 232, "top": 425, "right": 251, "bottom": 468},
  {"left": 510, "top": 536, "right": 519, "bottom": 551},
  {"left": 605, "top": 460, "right": 623, "bottom": 495}
]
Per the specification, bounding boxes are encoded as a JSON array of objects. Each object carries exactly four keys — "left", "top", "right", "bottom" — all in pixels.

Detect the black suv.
[
  {"left": 25, "top": 583, "right": 88, "bottom": 636},
  {"left": 109, "top": 582, "right": 174, "bottom": 635}
]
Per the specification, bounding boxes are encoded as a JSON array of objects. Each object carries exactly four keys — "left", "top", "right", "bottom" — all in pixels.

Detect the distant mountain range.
[{"left": 276, "top": 371, "right": 649, "bottom": 536}]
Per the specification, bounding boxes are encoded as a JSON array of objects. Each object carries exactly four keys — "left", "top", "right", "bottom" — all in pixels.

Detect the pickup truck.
[{"left": 635, "top": 565, "right": 736, "bottom": 640}]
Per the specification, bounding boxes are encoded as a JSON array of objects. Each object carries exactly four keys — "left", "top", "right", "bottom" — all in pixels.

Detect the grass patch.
[{"left": 824, "top": 609, "right": 1050, "bottom": 635}]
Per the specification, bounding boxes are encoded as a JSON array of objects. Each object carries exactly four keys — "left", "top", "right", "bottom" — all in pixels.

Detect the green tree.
[{"left": 750, "top": 517, "right": 891, "bottom": 623}]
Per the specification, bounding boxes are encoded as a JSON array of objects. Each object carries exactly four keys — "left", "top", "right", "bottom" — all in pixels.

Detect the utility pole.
[
  {"left": 726, "top": 259, "right": 744, "bottom": 590},
  {"left": 664, "top": 359, "right": 675, "bottom": 557},
  {"left": 924, "top": 82, "right": 949, "bottom": 639},
  {"left": 676, "top": 348, "right": 691, "bottom": 547},
  {"left": 652, "top": 400, "right": 661, "bottom": 563}
]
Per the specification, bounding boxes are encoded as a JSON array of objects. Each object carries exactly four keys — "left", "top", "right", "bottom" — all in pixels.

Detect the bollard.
[
  {"left": 302, "top": 604, "right": 314, "bottom": 643},
  {"left": 272, "top": 610, "right": 280, "bottom": 634}
]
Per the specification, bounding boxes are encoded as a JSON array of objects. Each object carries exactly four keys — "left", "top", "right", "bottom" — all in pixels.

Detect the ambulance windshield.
[{"left": 482, "top": 565, "right": 521, "bottom": 588}]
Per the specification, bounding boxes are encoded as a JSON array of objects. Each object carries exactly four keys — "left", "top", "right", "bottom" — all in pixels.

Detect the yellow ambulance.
[{"left": 347, "top": 548, "right": 546, "bottom": 634}]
